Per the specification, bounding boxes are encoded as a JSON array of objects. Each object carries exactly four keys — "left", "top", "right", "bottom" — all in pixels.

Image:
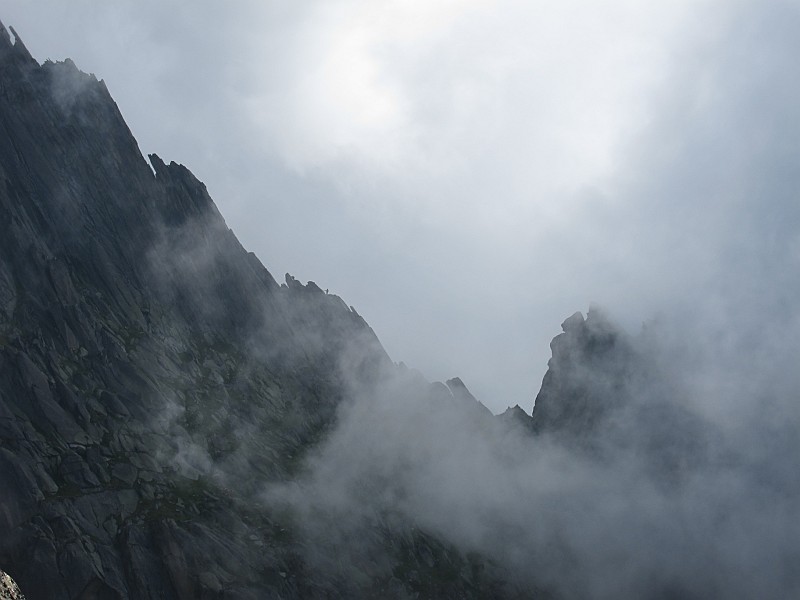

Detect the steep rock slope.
[
  {"left": 0, "top": 20, "right": 526, "bottom": 599},
  {"left": 0, "top": 20, "right": 392, "bottom": 599},
  {"left": 531, "top": 309, "right": 636, "bottom": 437},
  {"left": 531, "top": 309, "right": 712, "bottom": 478}
]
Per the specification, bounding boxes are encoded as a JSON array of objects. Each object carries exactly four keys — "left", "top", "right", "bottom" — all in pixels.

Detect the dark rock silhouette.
[
  {"left": 0, "top": 18, "right": 394, "bottom": 598},
  {"left": 1, "top": 17, "right": 732, "bottom": 600},
  {"left": 531, "top": 308, "right": 636, "bottom": 437},
  {"left": 0, "top": 19, "right": 534, "bottom": 598}
]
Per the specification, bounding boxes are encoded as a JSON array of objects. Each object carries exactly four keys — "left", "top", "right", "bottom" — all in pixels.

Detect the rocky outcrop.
[
  {"left": 531, "top": 308, "right": 636, "bottom": 438},
  {"left": 0, "top": 571, "right": 25, "bottom": 600},
  {"left": 446, "top": 377, "right": 493, "bottom": 417},
  {"left": 499, "top": 404, "right": 535, "bottom": 432},
  {"left": 0, "top": 571, "right": 24, "bottom": 600},
  {"left": 530, "top": 307, "right": 711, "bottom": 483},
  {"left": 0, "top": 17, "right": 534, "bottom": 598},
  {"left": 0, "top": 18, "right": 399, "bottom": 598}
]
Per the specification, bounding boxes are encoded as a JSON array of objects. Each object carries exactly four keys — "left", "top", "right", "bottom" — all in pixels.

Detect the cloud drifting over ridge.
[
  {"left": 266, "top": 303, "right": 800, "bottom": 598},
  {"left": 2, "top": 0, "right": 798, "bottom": 413},
  {"left": 3, "top": 2, "right": 800, "bottom": 596}
]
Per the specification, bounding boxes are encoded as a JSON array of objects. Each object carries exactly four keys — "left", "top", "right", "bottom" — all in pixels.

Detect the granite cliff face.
[
  {"left": 0, "top": 20, "right": 534, "bottom": 599},
  {"left": 0, "top": 19, "right": 389, "bottom": 599}
]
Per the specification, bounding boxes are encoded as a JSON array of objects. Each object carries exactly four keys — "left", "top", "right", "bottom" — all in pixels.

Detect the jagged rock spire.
[
  {"left": 0, "top": 19, "right": 34, "bottom": 63},
  {"left": 531, "top": 308, "right": 635, "bottom": 437},
  {"left": 0, "top": 18, "right": 9, "bottom": 45}
]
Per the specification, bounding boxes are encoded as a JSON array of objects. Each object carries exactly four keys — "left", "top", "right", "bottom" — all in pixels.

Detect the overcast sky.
[{"left": 4, "top": 0, "right": 799, "bottom": 413}]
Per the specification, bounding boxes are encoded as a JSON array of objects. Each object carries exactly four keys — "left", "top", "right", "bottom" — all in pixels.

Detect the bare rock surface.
[
  {"left": 0, "top": 17, "right": 517, "bottom": 599},
  {"left": 0, "top": 571, "right": 25, "bottom": 600}
]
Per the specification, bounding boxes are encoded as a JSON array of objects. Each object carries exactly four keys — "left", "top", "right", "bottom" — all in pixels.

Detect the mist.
[
  {"left": 261, "top": 302, "right": 799, "bottom": 598},
  {"left": 0, "top": 0, "right": 746, "bottom": 411},
  {"left": 260, "top": 2, "right": 800, "bottom": 597},
  {"left": 3, "top": 1, "right": 799, "bottom": 597}
]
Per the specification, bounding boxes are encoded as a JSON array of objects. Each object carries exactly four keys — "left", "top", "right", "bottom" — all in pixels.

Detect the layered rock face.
[
  {"left": 0, "top": 20, "right": 528, "bottom": 599},
  {"left": 0, "top": 20, "right": 398, "bottom": 599}
]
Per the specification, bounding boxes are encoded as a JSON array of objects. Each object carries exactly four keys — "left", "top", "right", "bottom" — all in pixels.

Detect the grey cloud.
[
  {"left": 3, "top": 2, "right": 799, "bottom": 596},
  {"left": 266, "top": 306, "right": 800, "bottom": 598},
  {"left": 0, "top": 1, "right": 714, "bottom": 411}
]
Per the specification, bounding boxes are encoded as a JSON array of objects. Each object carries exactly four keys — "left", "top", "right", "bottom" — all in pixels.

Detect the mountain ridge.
[
  {"left": 0, "top": 20, "right": 552, "bottom": 598},
  {"left": 4, "top": 18, "right": 779, "bottom": 600}
]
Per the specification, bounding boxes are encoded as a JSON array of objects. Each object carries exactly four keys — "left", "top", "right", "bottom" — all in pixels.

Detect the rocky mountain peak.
[
  {"left": 445, "top": 376, "right": 493, "bottom": 417},
  {"left": 499, "top": 404, "right": 535, "bottom": 431},
  {"left": 0, "top": 19, "right": 34, "bottom": 65},
  {"left": 531, "top": 307, "right": 635, "bottom": 437},
  {"left": 0, "top": 22, "right": 399, "bottom": 597}
]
